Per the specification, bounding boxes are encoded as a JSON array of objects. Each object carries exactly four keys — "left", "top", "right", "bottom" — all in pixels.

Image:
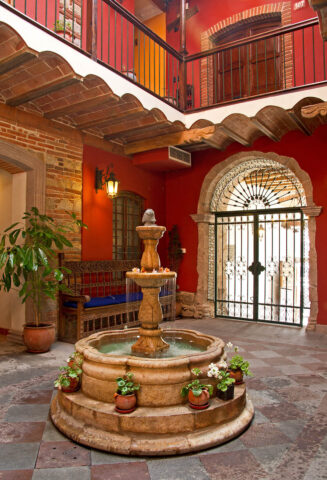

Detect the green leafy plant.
[
  {"left": 216, "top": 370, "right": 235, "bottom": 392},
  {"left": 181, "top": 368, "right": 214, "bottom": 398},
  {"left": 115, "top": 372, "right": 140, "bottom": 396},
  {"left": 67, "top": 351, "right": 84, "bottom": 368},
  {"left": 54, "top": 365, "right": 82, "bottom": 389},
  {"left": 229, "top": 355, "right": 252, "bottom": 377},
  {"left": 0, "top": 207, "right": 87, "bottom": 326}
]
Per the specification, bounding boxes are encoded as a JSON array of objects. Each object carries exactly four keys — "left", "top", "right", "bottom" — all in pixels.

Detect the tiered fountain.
[{"left": 51, "top": 210, "right": 253, "bottom": 456}]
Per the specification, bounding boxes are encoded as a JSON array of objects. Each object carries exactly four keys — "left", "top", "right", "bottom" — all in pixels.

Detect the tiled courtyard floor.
[{"left": 0, "top": 317, "right": 327, "bottom": 480}]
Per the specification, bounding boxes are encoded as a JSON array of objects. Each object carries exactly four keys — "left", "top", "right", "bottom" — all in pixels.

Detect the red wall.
[
  {"left": 165, "top": 125, "right": 327, "bottom": 325},
  {"left": 82, "top": 145, "right": 166, "bottom": 262}
]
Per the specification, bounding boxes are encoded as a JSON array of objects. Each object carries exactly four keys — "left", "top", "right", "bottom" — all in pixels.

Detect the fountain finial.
[{"left": 142, "top": 208, "right": 156, "bottom": 226}]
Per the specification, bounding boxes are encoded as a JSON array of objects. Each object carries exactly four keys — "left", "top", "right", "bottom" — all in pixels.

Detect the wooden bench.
[{"left": 58, "top": 254, "right": 174, "bottom": 343}]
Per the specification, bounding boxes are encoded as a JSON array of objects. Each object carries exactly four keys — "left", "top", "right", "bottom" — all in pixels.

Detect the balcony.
[{"left": 1, "top": 0, "right": 327, "bottom": 155}]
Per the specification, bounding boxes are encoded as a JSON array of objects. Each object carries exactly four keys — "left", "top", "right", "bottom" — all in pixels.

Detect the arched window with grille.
[{"left": 112, "top": 191, "right": 144, "bottom": 260}]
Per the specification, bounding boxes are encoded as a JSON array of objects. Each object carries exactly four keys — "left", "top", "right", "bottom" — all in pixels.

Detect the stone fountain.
[{"left": 50, "top": 210, "right": 254, "bottom": 456}]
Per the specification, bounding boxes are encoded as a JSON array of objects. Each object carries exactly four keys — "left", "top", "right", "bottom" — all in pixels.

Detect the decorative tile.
[
  {"left": 250, "top": 443, "right": 291, "bottom": 473},
  {"left": 147, "top": 457, "right": 210, "bottom": 480},
  {"left": 36, "top": 441, "right": 91, "bottom": 469},
  {"left": 0, "top": 422, "right": 45, "bottom": 443},
  {"left": 91, "top": 462, "right": 150, "bottom": 480},
  {"left": 258, "top": 402, "right": 307, "bottom": 422}
]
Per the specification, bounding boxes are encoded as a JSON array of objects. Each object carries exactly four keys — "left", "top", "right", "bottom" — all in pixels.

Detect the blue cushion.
[{"left": 64, "top": 291, "right": 143, "bottom": 309}]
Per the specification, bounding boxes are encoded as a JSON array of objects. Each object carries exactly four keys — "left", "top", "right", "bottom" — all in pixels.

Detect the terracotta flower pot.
[
  {"left": 228, "top": 368, "right": 243, "bottom": 384},
  {"left": 61, "top": 377, "right": 80, "bottom": 393},
  {"left": 188, "top": 388, "right": 210, "bottom": 407},
  {"left": 217, "top": 383, "right": 234, "bottom": 401},
  {"left": 114, "top": 393, "right": 137, "bottom": 412},
  {"left": 23, "top": 323, "right": 55, "bottom": 353}
]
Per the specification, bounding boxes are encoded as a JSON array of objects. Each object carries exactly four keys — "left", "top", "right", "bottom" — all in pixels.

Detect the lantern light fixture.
[{"left": 95, "top": 165, "right": 119, "bottom": 199}]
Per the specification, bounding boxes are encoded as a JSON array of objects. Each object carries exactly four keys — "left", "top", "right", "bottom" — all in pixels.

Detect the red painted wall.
[
  {"left": 165, "top": 124, "right": 327, "bottom": 325},
  {"left": 82, "top": 145, "right": 166, "bottom": 262}
]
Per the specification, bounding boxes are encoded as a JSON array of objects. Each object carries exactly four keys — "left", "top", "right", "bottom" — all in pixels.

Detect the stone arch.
[
  {"left": 0, "top": 140, "right": 46, "bottom": 339},
  {"left": 191, "top": 151, "right": 321, "bottom": 330}
]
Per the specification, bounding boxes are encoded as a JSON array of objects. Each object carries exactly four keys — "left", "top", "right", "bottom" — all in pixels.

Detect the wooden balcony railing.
[{"left": 1, "top": 0, "right": 326, "bottom": 112}]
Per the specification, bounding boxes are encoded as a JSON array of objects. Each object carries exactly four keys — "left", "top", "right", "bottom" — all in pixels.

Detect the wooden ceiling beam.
[
  {"left": 0, "top": 48, "right": 37, "bottom": 76},
  {"left": 251, "top": 118, "right": 281, "bottom": 142},
  {"left": 104, "top": 119, "right": 168, "bottom": 140},
  {"left": 44, "top": 94, "right": 116, "bottom": 119},
  {"left": 151, "top": 0, "right": 167, "bottom": 12},
  {"left": 124, "top": 125, "right": 216, "bottom": 154},
  {"left": 6, "top": 74, "right": 81, "bottom": 107},
  {"left": 219, "top": 125, "right": 250, "bottom": 146},
  {"left": 76, "top": 107, "right": 146, "bottom": 131}
]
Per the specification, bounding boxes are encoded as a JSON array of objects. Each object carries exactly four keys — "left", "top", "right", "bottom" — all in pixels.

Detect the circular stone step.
[{"left": 50, "top": 386, "right": 254, "bottom": 456}]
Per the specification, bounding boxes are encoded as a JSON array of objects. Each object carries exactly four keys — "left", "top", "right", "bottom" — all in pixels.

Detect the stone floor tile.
[
  {"left": 248, "top": 389, "right": 283, "bottom": 407},
  {"left": 251, "top": 350, "right": 283, "bottom": 359},
  {"left": 91, "top": 462, "right": 149, "bottom": 480},
  {"left": 32, "top": 467, "right": 91, "bottom": 480},
  {"left": 278, "top": 364, "right": 313, "bottom": 375},
  {"left": 13, "top": 390, "right": 53, "bottom": 405},
  {"left": 91, "top": 450, "right": 140, "bottom": 465},
  {"left": 147, "top": 457, "right": 210, "bottom": 480},
  {"left": 246, "top": 359, "right": 270, "bottom": 368},
  {"left": 250, "top": 366, "right": 281, "bottom": 378},
  {"left": 258, "top": 402, "right": 306, "bottom": 422},
  {"left": 261, "top": 376, "right": 299, "bottom": 389},
  {"left": 284, "top": 355, "right": 323, "bottom": 365},
  {"left": 0, "top": 422, "right": 45, "bottom": 443},
  {"left": 240, "top": 423, "right": 290, "bottom": 448},
  {"left": 292, "top": 374, "right": 326, "bottom": 386},
  {"left": 0, "top": 470, "right": 33, "bottom": 480},
  {"left": 252, "top": 409, "right": 270, "bottom": 425},
  {"left": 198, "top": 437, "right": 246, "bottom": 455},
  {"left": 275, "top": 419, "right": 307, "bottom": 441},
  {"left": 274, "top": 385, "right": 317, "bottom": 403},
  {"left": 250, "top": 443, "right": 291, "bottom": 474},
  {"left": 263, "top": 356, "right": 295, "bottom": 366},
  {"left": 36, "top": 441, "right": 91, "bottom": 469},
  {"left": 0, "top": 394, "right": 13, "bottom": 406},
  {"left": 311, "top": 353, "right": 327, "bottom": 362},
  {"left": 200, "top": 449, "right": 267, "bottom": 480},
  {"left": 246, "top": 378, "right": 268, "bottom": 391},
  {"left": 4, "top": 405, "right": 50, "bottom": 423},
  {"left": 0, "top": 443, "right": 39, "bottom": 470},
  {"left": 304, "top": 362, "right": 327, "bottom": 373},
  {"left": 41, "top": 421, "right": 67, "bottom": 442}
]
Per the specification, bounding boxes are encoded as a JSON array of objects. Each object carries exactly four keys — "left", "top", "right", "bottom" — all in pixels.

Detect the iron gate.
[{"left": 215, "top": 208, "right": 304, "bottom": 326}]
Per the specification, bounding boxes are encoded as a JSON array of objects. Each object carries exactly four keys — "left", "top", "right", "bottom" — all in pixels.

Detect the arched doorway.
[
  {"left": 212, "top": 159, "right": 308, "bottom": 326},
  {"left": 192, "top": 151, "right": 321, "bottom": 330}
]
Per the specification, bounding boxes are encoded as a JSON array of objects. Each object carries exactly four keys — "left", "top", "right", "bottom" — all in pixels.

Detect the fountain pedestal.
[{"left": 127, "top": 224, "right": 176, "bottom": 355}]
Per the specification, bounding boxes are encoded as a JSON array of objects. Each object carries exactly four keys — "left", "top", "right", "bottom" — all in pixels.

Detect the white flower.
[
  {"left": 207, "top": 371, "right": 213, "bottom": 378},
  {"left": 226, "top": 342, "right": 233, "bottom": 349},
  {"left": 218, "top": 360, "right": 228, "bottom": 369},
  {"left": 208, "top": 363, "right": 216, "bottom": 369},
  {"left": 234, "top": 346, "right": 239, "bottom": 352}
]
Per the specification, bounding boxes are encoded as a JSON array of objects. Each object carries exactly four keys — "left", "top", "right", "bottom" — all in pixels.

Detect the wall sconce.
[{"left": 95, "top": 165, "right": 119, "bottom": 199}]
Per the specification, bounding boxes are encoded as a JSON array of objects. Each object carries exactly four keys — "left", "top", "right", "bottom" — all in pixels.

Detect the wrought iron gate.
[{"left": 215, "top": 208, "right": 304, "bottom": 326}]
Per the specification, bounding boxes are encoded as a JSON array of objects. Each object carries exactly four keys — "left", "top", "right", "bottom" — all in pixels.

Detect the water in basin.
[{"left": 98, "top": 337, "right": 206, "bottom": 358}]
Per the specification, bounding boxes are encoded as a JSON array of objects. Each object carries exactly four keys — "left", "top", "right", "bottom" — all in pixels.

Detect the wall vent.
[{"left": 168, "top": 146, "right": 191, "bottom": 167}]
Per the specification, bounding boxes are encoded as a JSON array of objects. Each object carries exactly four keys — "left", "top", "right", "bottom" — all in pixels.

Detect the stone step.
[
  {"left": 51, "top": 390, "right": 254, "bottom": 456},
  {"left": 56, "top": 385, "right": 246, "bottom": 434}
]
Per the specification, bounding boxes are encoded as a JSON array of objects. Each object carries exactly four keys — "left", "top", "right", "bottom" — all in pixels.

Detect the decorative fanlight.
[{"left": 95, "top": 165, "right": 119, "bottom": 199}]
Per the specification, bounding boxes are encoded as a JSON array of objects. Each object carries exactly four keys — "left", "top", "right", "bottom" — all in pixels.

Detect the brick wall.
[
  {"left": 0, "top": 119, "right": 83, "bottom": 259},
  {"left": 200, "top": 2, "right": 292, "bottom": 107}
]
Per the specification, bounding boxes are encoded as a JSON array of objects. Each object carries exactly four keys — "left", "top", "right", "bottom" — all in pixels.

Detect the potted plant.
[
  {"left": 54, "top": 19, "right": 73, "bottom": 41},
  {"left": 226, "top": 342, "right": 252, "bottom": 384},
  {"left": 0, "top": 207, "right": 86, "bottom": 353},
  {"left": 67, "top": 351, "right": 84, "bottom": 369},
  {"left": 181, "top": 368, "right": 213, "bottom": 409},
  {"left": 54, "top": 365, "right": 82, "bottom": 393},
  {"left": 216, "top": 370, "right": 235, "bottom": 401},
  {"left": 114, "top": 372, "right": 140, "bottom": 413}
]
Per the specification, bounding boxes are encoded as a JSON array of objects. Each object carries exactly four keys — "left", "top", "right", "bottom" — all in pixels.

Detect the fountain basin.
[
  {"left": 126, "top": 271, "right": 176, "bottom": 288},
  {"left": 73, "top": 328, "right": 225, "bottom": 407}
]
